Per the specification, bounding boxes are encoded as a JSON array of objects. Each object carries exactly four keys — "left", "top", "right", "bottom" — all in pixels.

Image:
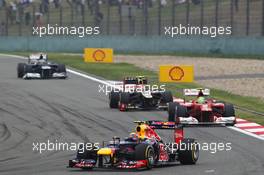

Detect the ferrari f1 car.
[
  {"left": 17, "top": 53, "right": 67, "bottom": 79},
  {"left": 168, "top": 88, "right": 236, "bottom": 126},
  {"left": 109, "top": 76, "right": 173, "bottom": 111},
  {"left": 68, "top": 121, "right": 199, "bottom": 170}
]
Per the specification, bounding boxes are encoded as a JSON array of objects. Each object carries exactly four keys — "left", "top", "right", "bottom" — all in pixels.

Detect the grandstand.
[{"left": 0, "top": 0, "right": 263, "bottom": 36}]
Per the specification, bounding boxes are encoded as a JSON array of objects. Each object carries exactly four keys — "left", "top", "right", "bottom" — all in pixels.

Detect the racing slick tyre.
[
  {"left": 168, "top": 102, "right": 188, "bottom": 122},
  {"left": 109, "top": 91, "right": 119, "bottom": 108},
  {"left": 23, "top": 65, "right": 33, "bottom": 79},
  {"left": 178, "top": 138, "right": 199, "bottom": 165},
  {"left": 223, "top": 103, "right": 235, "bottom": 126},
  {"left": 76, "top": 144, "right": 98, "bottom": 170},
  {"left": 161, "top": 91, "right": 173, "bottom": 103},
  {"left": 135, "top": 144, "right": 155, "bottom": 170},
  {"left": 223, "top": 103, "right": 235, "bottom": 117},
  {"left": 58, "top": 64, "right": 66, "bottom": 73},
  {"left": 119, "top": 92, "right": 130, "bottom": 111},
  {"left": 17, "top": 63, "right": 26, "bottom": 78}
]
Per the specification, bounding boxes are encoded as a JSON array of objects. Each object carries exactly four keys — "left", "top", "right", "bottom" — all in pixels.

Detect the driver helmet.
[
  {"left": 129, "top": 132, "right": 139, "bottom": 142},
  {"left": 197, "top": 96, "right": 205, "bottom": 104}
]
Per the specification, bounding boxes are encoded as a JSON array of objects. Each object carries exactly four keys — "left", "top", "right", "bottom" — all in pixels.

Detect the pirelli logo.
[
  {"left": 84, "top": 48, "right": 113, "bottom": 63},
  {"left": 159, "top": 65, "right": 194, "bottom": 83}
]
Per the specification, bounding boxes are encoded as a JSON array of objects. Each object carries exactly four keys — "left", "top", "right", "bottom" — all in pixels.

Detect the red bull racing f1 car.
[
  {"left": 168, "top": 89, "right": 236, "bottom": 126},
  {"left": 68, "top": 121, "right": 199, "bottom": 170}
]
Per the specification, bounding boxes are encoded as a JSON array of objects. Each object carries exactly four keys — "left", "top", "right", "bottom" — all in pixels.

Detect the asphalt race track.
[{"left": 0, "top": 55, "right": 264, "bottom": 175}]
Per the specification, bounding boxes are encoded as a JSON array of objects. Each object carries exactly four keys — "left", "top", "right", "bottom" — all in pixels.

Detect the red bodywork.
[{"left": 175, "top": 98, "right": 226, "bottom": 122}]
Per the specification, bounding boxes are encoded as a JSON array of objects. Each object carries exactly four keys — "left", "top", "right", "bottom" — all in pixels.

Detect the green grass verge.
[
  {"left": 6, "top": 52, "right": 264, "bottom": 125},
  {"left": 44, "top": 53, "right": 264, "bottom": 125}
]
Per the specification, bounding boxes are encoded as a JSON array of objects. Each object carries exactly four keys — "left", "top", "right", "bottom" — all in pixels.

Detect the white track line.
[
  {"left": 245, "top": 128, "right": 264, "bottom": 133},
  {"left": 235, "top": 123, "right": 261, "bottom": 127},
  {"left": 1, "top": 53, "right": 264, "bottom": 141},
  {"left": 228, "top": 127, "right": 264, "bottom": 141}
]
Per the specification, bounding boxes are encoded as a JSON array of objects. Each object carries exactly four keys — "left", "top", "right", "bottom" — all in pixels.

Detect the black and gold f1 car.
[
  {"left": 17, "top": 53, "right": 67, "bottom": 79},
  {"left": 109, "top": 76, "right": 173, "bottom": 111},
  {"left": 68, "top": 121, "right": 199, "bottom": 170}
]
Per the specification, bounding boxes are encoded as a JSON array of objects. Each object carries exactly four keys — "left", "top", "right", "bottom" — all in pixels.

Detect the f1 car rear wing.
[
  {"left": 184, "top": 88, "right": 210, "bottom": 96},
  {"left": 134, "top": 120, "right": 229, "bottom": 129},
  {"left": 123, "top": 76, "right": 148, "bottom": 85},
  {"left": 29, "top": 53, "right": 47, "bottom": 60}
]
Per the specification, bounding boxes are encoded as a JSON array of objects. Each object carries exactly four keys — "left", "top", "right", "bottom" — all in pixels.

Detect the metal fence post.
[
  {"left": 59, "top": 5, "right": 62, "bottom": 26},
  {"left": 5, "top": 8, "right": 9, "bottom": 36},
  {"left": 172, "top": 0, "right": 175, "bottom": 26},
  {"left": 32, "top": 4, "right": 35, "bottom": 30},
  {"left": 18, "top": 4, "right": 22, "bottom": 36},
  {"left": 93, "top": 0, "right": 99, "bottom": 27},
  {"left": 246, "top": 0, "right": 250, "bottom": 35},
  {"left": 158, "top": 0, "right": 161, "bottom": 35},
  {"left": 143, "top": 0, "right": 149, "bottom": 35},
  {"left": 262, "top": 0, "right": 264, "bottom": 35},
  {"left": 71, "top": 4, "right": 74, "bottom": 25},
  {"left": 81, "top": 4, "right": 85, "bottom": 26},
  {"left": 106, "top": 0, "right": 110, "bottom": 35},
  {"left": 46, "top": 5, "right": 50, "bottom": 25},
  {"left": 200, "top": 0, "right": 204, "bottom": 29},
  {"left": 118, "top": 2, "right": 122, "bottom": 34},
  {"left": 215, "top": 0, "right": 219, "bottom": 28},
  {"left": 230, "top": 0, "right": 234, "bottom": 35},
  {"left": 186, "top": 0, "right": 190, "bottom": 25}
]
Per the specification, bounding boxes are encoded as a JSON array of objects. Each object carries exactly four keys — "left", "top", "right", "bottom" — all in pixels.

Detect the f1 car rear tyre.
[
  {"left": 120, "top": 92, "right": 130, "bottom": 104},
  {"left": 168, "top": 102, "right": 177, "bottom": 122},
  {"left": 168, "top": 102, "right": 188, "bottom": 122},
  {"left": 135, "top": 144, "right": 154, "bottom": 170},
  {"left": 223, "top": 103, "right": 235, "bottom": 117},
  {"left": 58, "top": 64, "right": 66, "bottom": 73},
  {"left": 161, "top": 91, "right": 173, "bottom": 103},
  {"left": 109, "top": 91, "right": 119, "bottom": 108},
  {"left": 17, "top": 63, "right": 26, "bottom": 78},
  {"left": 178, "top": 138, "right": 199, "bottom": 165}
]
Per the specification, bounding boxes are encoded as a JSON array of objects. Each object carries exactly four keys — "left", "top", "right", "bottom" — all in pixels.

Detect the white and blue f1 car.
[{"left": 17, "top": 53, "right": 67, "bottom": 79}]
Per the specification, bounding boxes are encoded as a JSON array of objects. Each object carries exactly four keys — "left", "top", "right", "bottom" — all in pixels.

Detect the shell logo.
[
  {"left": 93, "top": 49, "right": 106, "bottom": 62},
  {"left": 84, "top": 48, "right": 113, "bottom": 63},
  {"left": 169, "top": 66, "right": 185, "bottom": 81},
  {"left": 159, "top": 65, "right": 193, "bottom": 82}
]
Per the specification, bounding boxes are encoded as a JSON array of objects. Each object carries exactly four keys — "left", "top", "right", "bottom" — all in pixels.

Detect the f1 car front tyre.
[
  {"left": 178, "top": 138, "right": 199, "bottom": 165},
  {"left": 223, "top": 103, "right": 235, "bottom": 117},
  {"left": 168, "top": 102, "right": 188, "bottom": 122},
  {"left": 135, "top": 144, "right": 155, "bottom": 170},
  {"left": 76, "top": 144, "right": 97, "bottom": 170},
  {"left": 58, "top": 64, "right": 66, "bottom": 73},
  {"left": 17, "top": 63, "right": 26, "bottom": 78},
  {"left": 109, "top": 91, "right": 119, "bottom": 108},
  {"left": 223, "top": 103, "right": 235, "bottom": 126}
]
